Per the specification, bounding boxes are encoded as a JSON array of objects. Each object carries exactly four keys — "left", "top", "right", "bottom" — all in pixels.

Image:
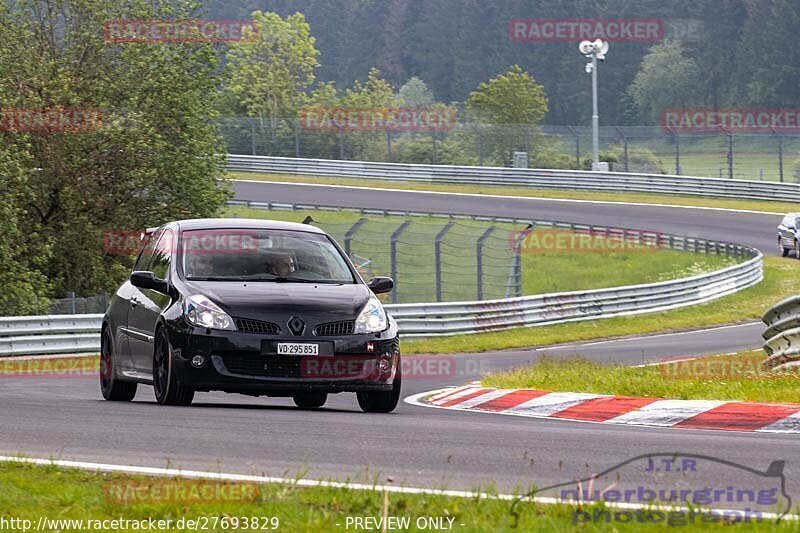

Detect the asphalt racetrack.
[{"left": 2, "top": 181, "right": 793, "bottom": 503}]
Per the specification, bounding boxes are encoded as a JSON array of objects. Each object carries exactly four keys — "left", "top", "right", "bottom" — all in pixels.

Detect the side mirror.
[
  {"left": 367, "top": 277, "right": 394, "bottom": 295},
  {"left": 130, "top": 271, "right": 169, "bottom": 294}
]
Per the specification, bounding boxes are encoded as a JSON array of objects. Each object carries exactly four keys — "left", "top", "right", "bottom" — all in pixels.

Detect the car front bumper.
[{"left": 169, "top": 325, "right": 400, "bottom": 395}]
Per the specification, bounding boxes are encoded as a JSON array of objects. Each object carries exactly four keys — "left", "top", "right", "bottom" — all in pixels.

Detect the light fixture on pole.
[{"left": 579, "top": 39, "right": 609, "bottom": 171}]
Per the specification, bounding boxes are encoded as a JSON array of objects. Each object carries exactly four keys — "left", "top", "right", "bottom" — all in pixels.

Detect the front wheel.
[
  {"left": 781, "top": 238, "right": 790, "bottom": 257},
  {"left": 153, "top": 329, "right": 194, "bottom": 406},
  {"left": 100, "top": 328, "right": 137, "bottom": 401},
  {"left": 357, "top": 363, "right": 402, "bottom": 413},
  {"left": 293, "top": 392, "right": 328, "bottom": 409}
]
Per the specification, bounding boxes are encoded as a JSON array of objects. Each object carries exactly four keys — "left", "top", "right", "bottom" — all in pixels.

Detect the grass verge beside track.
[
  {"left": 483, "top": 351, "right": 800, "bottom": 403},
  {"left": 402, "top": 257, "right": 795, "bottom": 355},
  {"left": 228, "top": 171, "right": 798, "bottom": 214},
  {"left": 226, "top": 205, "right": 735, "bottom": 300},
  {"left": 0, "top": 461, "right": 785, "bottom": 532}
]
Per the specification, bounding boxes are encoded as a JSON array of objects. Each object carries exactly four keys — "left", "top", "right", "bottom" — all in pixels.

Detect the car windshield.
[{"left": 181, "top": 229, "right": 354, "bottom": 283}]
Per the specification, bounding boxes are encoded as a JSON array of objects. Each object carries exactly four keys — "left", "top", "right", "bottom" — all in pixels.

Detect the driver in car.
[{"left": 269, "top": 253, "right": 295, "bottom": 278}]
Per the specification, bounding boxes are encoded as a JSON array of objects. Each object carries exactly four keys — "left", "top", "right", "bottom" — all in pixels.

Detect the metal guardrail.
[
  {"left": 0, "top": 223, "right": 762, "bottom": 351},
  {"left": 0, "top": 314, "right": 102, "bottom": 356},
  {"left": 761, "top": 296, "right": 800, "bottom": 372},
  {"left": 226, "top": 154, "right": 800, "bottom": 202}
]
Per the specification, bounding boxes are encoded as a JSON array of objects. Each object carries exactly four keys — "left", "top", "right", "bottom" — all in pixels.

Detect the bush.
[{"left": 392, "top": 136, "right": 477, "bottom": 166}]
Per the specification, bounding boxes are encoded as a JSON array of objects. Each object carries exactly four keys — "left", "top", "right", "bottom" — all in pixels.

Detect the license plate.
[{"left": 277, "top": 342, "right": 319, "bottom": 356}]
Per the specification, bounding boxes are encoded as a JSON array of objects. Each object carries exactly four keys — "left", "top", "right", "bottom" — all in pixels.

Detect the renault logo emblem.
[{"left": 288, "top": 316, "right": 306, "bottom": 336}]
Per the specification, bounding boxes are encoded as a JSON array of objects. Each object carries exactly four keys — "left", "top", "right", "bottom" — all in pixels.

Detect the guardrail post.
[
  {"left": 390, "top": 221, "right": 411, "bottom": 304},
  {"left": 476, "top": 226, "right": 496, "bottom": 300},
  {"left": 344, "top": 218, "right": 367, "bottom": 257},
  {"left": 434, "top": 222, "right": 455, "bottom": 302}
]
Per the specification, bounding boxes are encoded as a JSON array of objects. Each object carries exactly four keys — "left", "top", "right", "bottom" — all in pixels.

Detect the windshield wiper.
[{"left": 186, "top": 276, "right": 249, "bottom": 281}]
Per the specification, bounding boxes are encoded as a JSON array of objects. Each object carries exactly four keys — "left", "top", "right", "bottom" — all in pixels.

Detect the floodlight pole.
[
  {"left": 580, "top": 39, "right": 607, "bottom": 170},
  {"left": 591, "top": 52, "right": 599, "bottom": 167}
]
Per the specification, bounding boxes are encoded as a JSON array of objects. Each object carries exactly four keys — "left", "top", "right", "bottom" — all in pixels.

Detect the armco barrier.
[
  {"left": 0, "top": 227, "right": 762, "bottom": 352},
  {"left": 762, "top": 296, "right": 800, "bottom": 372},
  {"left": 226, "top": 154, "right": 800, "bottom": 202}
]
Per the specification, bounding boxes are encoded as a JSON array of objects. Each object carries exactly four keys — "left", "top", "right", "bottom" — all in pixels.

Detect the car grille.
[
  {"left": 222, "top": 355, "right": 301, "bottom": 378},
  {"left": 314, "top": 320, "right": 355, "bottom": 336},
  {"left": 234, "top": 318, "right": 281, "bottom": 335}
]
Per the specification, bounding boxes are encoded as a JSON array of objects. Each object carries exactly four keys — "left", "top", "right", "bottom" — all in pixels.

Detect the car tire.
[
  {"left": 795, "top": 240, "right": 800, "bottom": 260},
  {"left": 153, "top": 328, "right": 194, "bottom": 406},
  {"left": 100, "top": 328, "right": 137, "bottom": 401},
  {"left": 293, "top": 392, "right": 328, "bottom": 408},
  {"left": 781, "top": 238, "right": 790, "bottom": 257},
  {"left": 357, "top": 361, "right": 402, "bottom": 413}
]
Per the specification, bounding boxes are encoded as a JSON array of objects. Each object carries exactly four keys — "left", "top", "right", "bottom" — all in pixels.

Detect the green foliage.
[
  {"left": 629, "top": 41, "right": 703, "bottom": 124},
  {"left": 226, "top": 11, "right": 320, "bottom": 125},
  {"left": 466, "top": 65, "right": 547, "bottom": 126},
  {"left": 397, "top": 76, "right": 435, "bottom": 107},
  {"left": 391, "top": 136, "right": 476, "bottom": 166},
  {"left": 580, "top": 146, "right": 665, "bottom": 173},
  {"left": 0, "top": 0, "right": 229, "bottom": 304},
  {"left": 0, "top": 152, "right": 52, "bottom": 315}
]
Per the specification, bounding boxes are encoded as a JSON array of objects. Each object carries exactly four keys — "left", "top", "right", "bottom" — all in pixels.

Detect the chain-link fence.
[
  {"left": 219, "top": 117, "right": 800, "bottom": 182},
  {"left": 308, "top": 216, "right": 524, "bottom": 304},
  {"left": 49, "top": 293, "right": 110, "bottom": 314}
]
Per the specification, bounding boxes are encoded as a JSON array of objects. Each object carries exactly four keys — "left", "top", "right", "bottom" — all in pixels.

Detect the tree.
[
  {"left": 466, "top": 65, "right": 549, "bottom": 165},
  {"left": 398, "top": 77, "right": 435, "bottom": 107},
  {"left": 466, "top": 65, "right": 548, "bottom": 126},
  {"left": 226, "top": 11, "right": 320, "bottom": 128},
  {"left": 629, "top": 41, "right": 703, "bottom": 124},
  {"left": 0, "top": 0, "right": 229, "bottom": 302}
]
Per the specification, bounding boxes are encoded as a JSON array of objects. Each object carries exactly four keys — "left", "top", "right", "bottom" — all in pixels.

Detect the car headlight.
[
  {"left": 183, "top": 294, "right": 236, "bottom": 330},
  {"left": 354, "top": 296, "right": 388, "bottom": 334}
]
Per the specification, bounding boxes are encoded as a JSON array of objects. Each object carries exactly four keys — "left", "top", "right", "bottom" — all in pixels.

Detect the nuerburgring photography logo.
[{"left": 509, "top": 453, "right": 792, "bottom": 528}]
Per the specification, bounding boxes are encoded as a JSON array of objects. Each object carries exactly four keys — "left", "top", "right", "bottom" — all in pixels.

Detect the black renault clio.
[{"left": 100, "top": 219, "right": 401, "bottom": 412}]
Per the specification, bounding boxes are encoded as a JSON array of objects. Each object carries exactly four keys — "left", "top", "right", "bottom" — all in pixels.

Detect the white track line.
[
  {"left": 1, "top": 455, "right": 794, "bottom": 521},
  {"left": 232, "top": 179, "right": 785, "bottom": 216}
]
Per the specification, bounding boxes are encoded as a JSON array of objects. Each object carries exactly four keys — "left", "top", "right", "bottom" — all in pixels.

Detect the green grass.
[
  {"left": 227, "top": 171, "right": 800, "bottom": 214},
  {"left": 225, "top": 205, "right": 735, "bottom": 302},
  {"left": 402, "top": 257, "right": 796, "bottom": 355},
  {"left": 483, "top": 351, "right": 800, "bottom": 404},
  {"left": 0, "top": 461, "right": 791, "bottom": 532}
]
